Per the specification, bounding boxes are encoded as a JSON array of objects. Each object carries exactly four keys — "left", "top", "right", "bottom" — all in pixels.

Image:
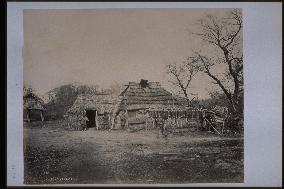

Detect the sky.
[{"left": 23, "top": 8, "right": 234, "bottom": 99}]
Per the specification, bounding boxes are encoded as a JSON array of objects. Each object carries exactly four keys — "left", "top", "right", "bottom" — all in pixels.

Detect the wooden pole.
[
  {"left": 108, "top": 114, "right": 111, "bottom": 129},
  {"left": 27, "top": 109, "right": 30, "bottom": 123},
  {"left": 196, "top": 110, "right": 199, "bottom": 120},
  {"left": 205, "top": 118, "right": 221, "bottom": 135},
  {"left": 110, "top": 114, "right": 115, "bottom": 130},
  {"left": 177, "top": 111, "right": 180, "bottom": 128},
  {"left": 174, "top": 111, "right": 176, "bottom": 123},
  {"left": 153, "top": 116, "right": 156, "bottom": 128},
  {"left": 125, "top": 98, "right": 129, "bottom": 129},
  {"left": 145, "top": 117, "right": 148, "bottom": 130},
  {"left": 221, "top": 121, "right": 225, "bottom": 134},
  {"left": 95, "top": 111, "right": 99, "bottom": 130},
  {"left": 40, "top": 110, "right": 44, "bottom": 122}
]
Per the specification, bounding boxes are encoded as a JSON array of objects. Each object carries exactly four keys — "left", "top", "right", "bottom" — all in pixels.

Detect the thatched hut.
[
  {"left": 112, "top": 79, "right": 202, "bottom": 130},
  {"left": 23, "top": 92, "right": 46, "bottom": 122},
  {"left": 66, "top": 92, "right": 118, "bottom": 130}
]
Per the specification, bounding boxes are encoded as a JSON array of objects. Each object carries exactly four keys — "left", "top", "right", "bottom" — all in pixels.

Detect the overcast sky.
[{"left": 23, "top": 9, "right": 233, "bottom": 99}]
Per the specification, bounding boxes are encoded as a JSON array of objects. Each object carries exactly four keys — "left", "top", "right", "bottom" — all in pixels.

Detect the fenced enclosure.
[{"left": 125, "top": 108, "right": 203, "bottom": 133}]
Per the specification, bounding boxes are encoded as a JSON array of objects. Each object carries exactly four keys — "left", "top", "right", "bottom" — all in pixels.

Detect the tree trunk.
[{"left": 181, "top": 88, "right": 190, "bottom": 107}]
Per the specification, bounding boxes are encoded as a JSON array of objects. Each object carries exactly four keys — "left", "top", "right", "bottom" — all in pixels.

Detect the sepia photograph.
[{"left": 22, "top": 8, "right": 244, "bottom": 184}]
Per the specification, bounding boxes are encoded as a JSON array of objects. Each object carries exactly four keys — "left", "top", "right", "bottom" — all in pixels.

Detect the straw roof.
[
  {"left": 67, "top": 92, "right": 118, "bottom": 115},
  {"left": 23, "top": 93, "right": 46, "bottom": 111},
  {"left": 119, "top": 81, "right": 190, "bottom": 111}
]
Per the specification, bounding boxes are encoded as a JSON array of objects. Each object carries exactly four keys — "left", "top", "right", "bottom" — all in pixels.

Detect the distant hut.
[
  {"left": 66, "top": 92, "right": 118, "bottom": 130},
  {"left": 23, "top": 92, "right": 46, "bottom": 122}
]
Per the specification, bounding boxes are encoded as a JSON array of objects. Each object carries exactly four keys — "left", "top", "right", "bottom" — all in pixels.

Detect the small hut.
[
  {"left": 23, "top": 92, "right": 46, "bottom": 122},
  {"left": 66, "top": 92, "right": 118, "bottom": 130}
]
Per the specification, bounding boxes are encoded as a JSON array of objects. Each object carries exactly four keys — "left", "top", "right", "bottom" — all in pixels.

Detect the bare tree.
[
  {"left": 166, "top": 58, "right": 198, "bottom": 106},
  {"left": 190, "top": 9, "right": 243, "bottom": 119}
]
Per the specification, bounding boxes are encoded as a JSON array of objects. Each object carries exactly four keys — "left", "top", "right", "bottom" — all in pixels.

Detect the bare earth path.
[{"left": 24, "top": 121, "right": 244, "bottom": 184}]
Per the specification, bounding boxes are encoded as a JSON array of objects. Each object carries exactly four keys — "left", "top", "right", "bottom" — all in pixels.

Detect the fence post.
[
  {"left": 95, "top": 111, "right": 99, "bottom": 130},
  {"left": 145, "top": 118, "right": 148, "bottom": 130}
]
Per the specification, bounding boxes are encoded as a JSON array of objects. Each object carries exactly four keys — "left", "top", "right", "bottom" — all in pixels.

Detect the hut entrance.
[{"left": 86, "top": 109, "right": 97, "bottom": 128}]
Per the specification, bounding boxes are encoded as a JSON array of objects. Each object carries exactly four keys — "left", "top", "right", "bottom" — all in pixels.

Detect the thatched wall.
[{"left": 65, "top": 93, "right": 118, "bottom": 130}]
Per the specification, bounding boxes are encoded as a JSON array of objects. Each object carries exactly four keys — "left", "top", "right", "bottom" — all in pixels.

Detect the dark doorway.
[
  {"left": 86, "top": 109, "right": 96, "bottom": 128},
  {"left": 24, "top": 109, "right": 43, "bottom": 122}
]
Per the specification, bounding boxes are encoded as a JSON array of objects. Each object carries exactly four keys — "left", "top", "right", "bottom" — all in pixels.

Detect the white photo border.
[{"left": 7, "top": 2, "right": 282, "bottom": 187}]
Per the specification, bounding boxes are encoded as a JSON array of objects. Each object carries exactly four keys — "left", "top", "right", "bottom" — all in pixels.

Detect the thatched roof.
[
  {"left": 119, "top": 80, "right": 189, "bottom": 111},
  {"left": 23, "top": 93, "right": 46, "bottom": 110},
  {"left": 67, "top": 92, "right": 118, "bottom": 115}
]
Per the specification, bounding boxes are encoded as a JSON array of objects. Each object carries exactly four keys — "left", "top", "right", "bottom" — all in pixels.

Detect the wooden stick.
[
  {"left": 145, "top": 118, "right": 148, "bottom": 130},
  {"left": 205, "top": 118, "right": 221, "bottom": 135},
  {"left": 40, "top": 110, "right": 44, "bottom": 122},
  {"left": 27, "top": 109, "right": 30, "bottom": 123},
  {"left": 95, "top": 111, "right": 99, "bottom": 130}
]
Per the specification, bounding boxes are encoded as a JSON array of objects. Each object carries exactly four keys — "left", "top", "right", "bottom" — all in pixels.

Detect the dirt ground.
[{"left": 24, "top": 120, "right": 244, "bottom": 184}]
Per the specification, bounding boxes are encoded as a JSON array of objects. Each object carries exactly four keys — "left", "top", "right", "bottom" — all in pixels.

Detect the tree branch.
[{"left": 196, "top": 53, "right": 232, "bottom": 101}]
